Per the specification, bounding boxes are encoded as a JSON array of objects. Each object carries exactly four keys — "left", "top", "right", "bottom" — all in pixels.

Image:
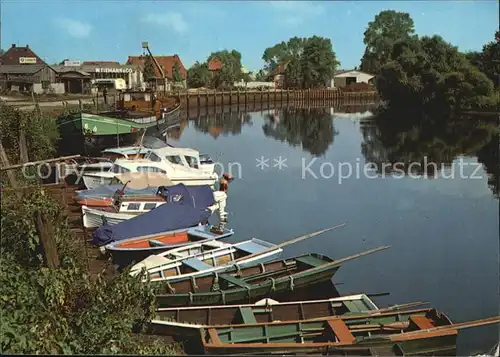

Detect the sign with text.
[
  {"left": 95, "top": 67, "right": 133, "bottom": 73},
  {"left": 64, "top": 60, "right": 82, "bottom": 66},
  {"left": 19, "top": 57, "right": 37, "bottom": 64}
]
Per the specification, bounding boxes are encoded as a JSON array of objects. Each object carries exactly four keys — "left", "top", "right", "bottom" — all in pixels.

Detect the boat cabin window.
[
  {"left": 146, "top": 152, "right": 162, "bottom": 162},
  {"left": 144, "top": 203, "right": 157, "bottom": 210},
  {"left": 137, "top": 166, "right": 167, "bottom": 174},
  {"left": 185, "top": 155, "right": 200, "bottom": 169},
  {"left": 111, "top": 165, "right": 131, "bottom": 174},
  {"left": 127, "top": 203, "right": 141, "bottom": 210},
  {"left": 165, "top": 155, "right": 183, "bottom": 165}
]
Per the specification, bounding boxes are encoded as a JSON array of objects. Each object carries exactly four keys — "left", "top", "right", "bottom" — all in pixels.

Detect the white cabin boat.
[
  {"left": 81, "top": 190, "right": 227, "bottom": 228},
  {"left": 129, "top": 238, "right": 282, "bottom": 282},
  {"left": 82, "top": 146, "right": 218, "bottom": 189}
]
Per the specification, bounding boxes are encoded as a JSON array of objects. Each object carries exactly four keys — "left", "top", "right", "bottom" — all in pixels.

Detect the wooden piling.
[{"left": 34, "top": 211, "right": 60, "bottom": 269}]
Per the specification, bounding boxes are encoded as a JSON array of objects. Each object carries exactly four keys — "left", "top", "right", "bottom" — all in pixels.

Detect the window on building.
[{"left": 41, "top": 81, "right": 50, "bottom": 90}]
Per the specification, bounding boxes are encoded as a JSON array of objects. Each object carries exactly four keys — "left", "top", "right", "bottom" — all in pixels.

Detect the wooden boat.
[
  {"left": 135, "top": 224, "right": 347, "bottom": 284},
  {"left": 154, "top": 246, "right": 389, "bottom": 308},
  {"left": 82, "top": 146, "right": 218, "bottom": 189},
  {"left": 150, "top": 294, "right": 380, "bottom": 337},
  {"left": 103, "top": 224, "right": 234, "bottom": 267},
  {"left": 130, "top": 238, "right": 283, "bottom": 282},
  {"left": 197, "top": 307, "right": 464, "bottom": 355},
  {"left": 80, "top": 183, "right": 227, "bottom": 228}
]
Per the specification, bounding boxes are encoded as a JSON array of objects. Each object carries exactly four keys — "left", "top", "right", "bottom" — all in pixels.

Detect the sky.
[{"left": 2, "top": 0, "right": 499, "bottom": 72}]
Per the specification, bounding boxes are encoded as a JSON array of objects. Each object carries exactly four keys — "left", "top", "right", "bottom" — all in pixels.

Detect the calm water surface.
[{"left": 168, "top": 107, "right": 499, "bottom": 355}]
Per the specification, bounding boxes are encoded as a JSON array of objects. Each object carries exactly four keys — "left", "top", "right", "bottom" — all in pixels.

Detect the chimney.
[
  {"left": 26, "top": 45, "right": 29, "bottom": 48},
  {"left": 11, "top": 44, "right": 16, "bottom": 48}
]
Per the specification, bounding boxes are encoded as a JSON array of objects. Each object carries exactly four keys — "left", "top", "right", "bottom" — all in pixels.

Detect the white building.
[{"left": 326, "top": 70, "right": 375, "bottom": 88}]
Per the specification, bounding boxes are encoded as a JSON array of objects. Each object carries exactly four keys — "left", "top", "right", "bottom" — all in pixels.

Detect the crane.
[{"left": 142, "top": 41, "right": 166, "bottom": 94}]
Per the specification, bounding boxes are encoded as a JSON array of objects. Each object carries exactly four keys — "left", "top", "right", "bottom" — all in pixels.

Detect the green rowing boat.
[
  {"left": 154, "top": 246, "right": 390, "bottom": 308},
  {"left": 199, "top": 307, "right": 459, "bottom": 355}
]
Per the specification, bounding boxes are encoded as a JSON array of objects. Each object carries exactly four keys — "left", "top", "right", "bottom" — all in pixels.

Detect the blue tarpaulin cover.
[
  {"left": 162, "top": 184, "right": 216, "bottom": 208},
  {"left": 92, "top": 202, "right": 212, "bottom": 246}
]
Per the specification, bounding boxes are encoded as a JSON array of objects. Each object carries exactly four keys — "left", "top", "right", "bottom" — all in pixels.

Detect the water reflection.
[
  {"left": 360, "top": 107, "right": 499, "bottom": 198},
  {"left": 262, "top": 107, "right": 338, "bottom": 157},
  {"left": 190, "top": 111, "right": 253, "bottom": 139}
]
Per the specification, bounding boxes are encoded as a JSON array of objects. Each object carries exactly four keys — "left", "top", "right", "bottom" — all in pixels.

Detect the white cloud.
[
  {"left": 268, "top": 1, "right": 324, "bottom": 25},
  {"left": 141, "top": 12, "right": 188, "bottom": 33},
  {"left": 55, "top": 18, "right": 92, "bottom": 39}
]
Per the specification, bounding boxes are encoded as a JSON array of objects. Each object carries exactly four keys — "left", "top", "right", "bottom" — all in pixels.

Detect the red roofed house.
[
  {"left": 126, "top": 54, "right": 187, "bottom": 91},
  {"left": 0, "top": 44, "right": 64, "bottom": 94},
  {"left": 272, "top": 62, "right": 288, "bottom": 89},
  {"left": 207, "top": 56, "right": 223, "bottom": 72}
]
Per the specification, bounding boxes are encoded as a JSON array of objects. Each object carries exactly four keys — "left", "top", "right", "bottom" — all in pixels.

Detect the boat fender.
[
  {"left": 220, "top": 290, "right": 226, "bottom": 305},
  {"left": 235, "top": 264, "right": 242, "bottom": 276},
  {"left": 269, "top": 277, "right": 276, "bottom": 292},
  {"left": 101, "top": 215, "right": 108, "bottom": 226},
  {"left": 188, "top": 292, "right": 194, "bottom": 305},
  {"left": 245, "top": 285, "right": 252, "bottom": 300},
  {"left": 214, "top": 272, "right": 219, "bottom": 283},
  {"left": 289, "top": 275, "right": 295, "bottom": 291},
  {"left": 259, "top": 263, "right": 266, "bottom": 273}
]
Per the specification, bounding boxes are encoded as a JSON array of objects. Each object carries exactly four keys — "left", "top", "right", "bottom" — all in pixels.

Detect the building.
[
  {"left": 126, "top": 54, "right": 187, "bottom": 91},
  {"left": 272, "top": 62, "right": 288, "bottom": 89},
  {"left": 52, "top": 61, "right": 144, "bottom": 93},
  {"left": 327, "top": 69, "right": 375, "bottom": 88},
  {"left": 0, "top": 44, "right": 64, "bottom": 94}
]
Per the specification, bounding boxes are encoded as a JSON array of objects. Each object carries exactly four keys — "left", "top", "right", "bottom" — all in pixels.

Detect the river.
[{"left": 166, "top": 105, "right": 499, "bottom": 355}]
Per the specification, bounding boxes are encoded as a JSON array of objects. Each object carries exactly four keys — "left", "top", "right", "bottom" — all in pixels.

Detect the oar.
[
  {"left": 232, "top": 223, "right": 347, "bottom": 264},
  {"left": 392, "top": 315, "right": 500, "bottom": 337},
  {"left": 303, "top": 245, "right": 391, "bottom": 275}
]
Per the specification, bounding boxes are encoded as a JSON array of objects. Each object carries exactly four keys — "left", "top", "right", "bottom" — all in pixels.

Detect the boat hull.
[
  {"left": 151, "top": 294, "right": 379, "bottom": 338},
  {"left": 105, "top": 226, "right": 235, "bottom": 268}
]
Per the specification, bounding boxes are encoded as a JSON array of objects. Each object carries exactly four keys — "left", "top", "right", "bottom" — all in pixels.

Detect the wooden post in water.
[{"left": 34, "top": 211, "right": 60, "bottom": 269}]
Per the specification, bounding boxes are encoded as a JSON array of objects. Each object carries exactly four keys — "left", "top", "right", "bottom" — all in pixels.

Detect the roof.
[
  {"left": 334, "top": 69, "right": 375, "bottom": 78},
  {"left": 0, "top": 64, "right": 55, "bottom": 75},
  {"left": 57, "top": 70, "right": 92, "bottom": 77},
  {"left": 207, "top": 57, "right": 223, "bottom": 71},
  {"left": 0, "top": 44, "right": 46, "bottom": 66},
  {"left": 152, "top": 146, "right": 200, "bottom": 157},
  {"left": 83, "top": 61, "right": 121, "bottom": 66},
  {"left": 126, "top": 55, "right": 187, "bottom": 80},
  {"left": 52, "top": 64, "right": 139, "bottom": 74}
]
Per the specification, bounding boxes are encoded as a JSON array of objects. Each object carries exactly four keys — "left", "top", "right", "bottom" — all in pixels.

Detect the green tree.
[
  {"left": 360, "top": 10, "right": 415, "bottom": 74},
  {"left": 0, "top": 49, "right": 4, "bottom": 56},
  {"left": 0, "top": 104, "right": 179, "bottom": 355},
  {"left": 301, "top": 36, "right": 339, "bottom": 88},
  {"left": 208, "top": 50, "right": 243, "bottom": 88},
  {"left": 262, "top": 36, "right": 339, "bottom": 88},
  {"left": 172, "top": 62, "right": 183, "bottom": 83},
  {"left": 471, "top": 31, "right": 500, "bottom": 88},
  {"left": 376, "top": 35, "right": 495, "bottom": 113},
  {"left": 254, "top": 69, "right": 269, "bottom": 81},
  {"left": 142, "top": 55, "right": 156, "bottom": 84},
  {"left": 262, "top": 37, "right": 306, "bottom": 75},
  {"left": 187, "top": 61, "right": 209, "bottom": 88}
]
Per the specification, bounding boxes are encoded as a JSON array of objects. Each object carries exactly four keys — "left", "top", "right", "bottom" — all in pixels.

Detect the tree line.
[{"left": 185, "top": 10, "right": 498, "bottom": 112}]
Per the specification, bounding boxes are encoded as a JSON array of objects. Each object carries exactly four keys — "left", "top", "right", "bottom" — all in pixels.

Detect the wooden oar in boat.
[
  {"left": 393, "top": 315, "right": 500, "bottom": 337},
  {"left": 231, "top": 223, "right": 347, "bottom": 264},
  {"left": 303, "top": 245, "right": 391, "bottom": 275}
]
